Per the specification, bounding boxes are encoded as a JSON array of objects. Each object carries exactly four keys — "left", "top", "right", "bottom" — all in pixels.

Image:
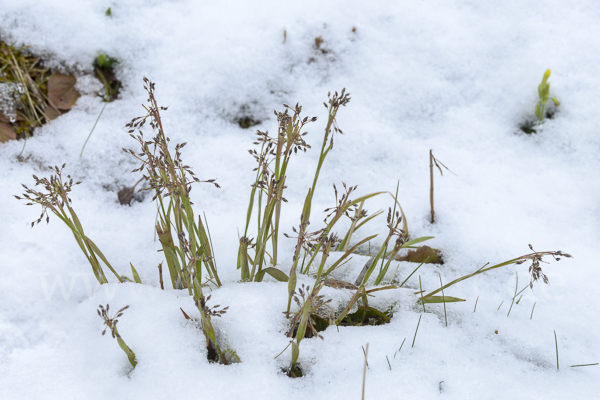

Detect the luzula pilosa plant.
[
  {"left": 123, "top": 77, "right": 230, "bottom": 363},
  {"left": 15, "top": 165, "right": 122, "bottom": 285},
  {"left": 14, "top": 78, "right": 573, "bottom": 377},
  {"left": 98, "top": 304, "right": 137, "bottom": 367},
  {"left": 123, "top": 77, "right": 221, "bottom": 292}
]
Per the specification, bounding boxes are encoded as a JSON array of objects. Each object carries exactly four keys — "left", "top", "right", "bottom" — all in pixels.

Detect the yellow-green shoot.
[{"left": 536, "top": 69, "right": 560, "bottom": 122}]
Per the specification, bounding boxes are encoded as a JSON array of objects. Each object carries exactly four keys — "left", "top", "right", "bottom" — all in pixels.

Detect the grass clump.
[
  {"left": 15, "top": 77, "right": 574, "bottom": 376},
  {"left": 124, "top": 78, "right": 221, "bottom": 291},
  {"left": 123, "top": 78, "right": 232, "bottom": 363}
]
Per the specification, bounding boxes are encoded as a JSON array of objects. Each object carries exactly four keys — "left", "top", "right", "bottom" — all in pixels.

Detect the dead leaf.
[
  {"left": 180, "top": 308, "right": 192, "bottom": 320},
  {"left": 47, "top": 73, "right": 80, "bottom": 110},
  {"left": 0, "top": 123, "right": 17, "bottom": 142},
  {"left": 44, "top": 105, "right": 62, "bottom": 121},
  {"left": 323, "top": 279, "right": 358, "bottom": 291},
  {"left": 396, "top": 245, "right": 443, "bottom": 264},
  {"left": 118, "top": 186, "right": 135, "bottom": 205}
]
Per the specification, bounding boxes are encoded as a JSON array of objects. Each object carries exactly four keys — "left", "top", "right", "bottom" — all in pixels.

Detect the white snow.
[{"left": 1, "top": 1, "right": 598, "bottom": 399}]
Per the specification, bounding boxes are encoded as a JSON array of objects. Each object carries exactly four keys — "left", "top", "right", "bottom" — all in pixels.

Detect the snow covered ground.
[{"left": 1, "top": 1, "right": 599, "bottom": 399}]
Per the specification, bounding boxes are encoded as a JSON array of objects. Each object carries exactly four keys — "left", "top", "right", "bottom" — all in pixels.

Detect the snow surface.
[{"left": 1, "top": 1, "right": 599, "bottom": 399}]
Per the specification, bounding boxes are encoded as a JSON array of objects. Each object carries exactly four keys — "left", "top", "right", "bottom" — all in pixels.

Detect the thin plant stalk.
[
  {"left": 362, "top": 343, "right": 369, "bottom": 400},
  {"left": 419, "top": 276, "right": 425, "bottom": 312},
  {"left": 412, "top": 314, "right": 422, "bottom": 348},
  {"left": 429, "top": 150, "right": 451, "bottom": 224},
  {"left": 439, "top": 273, "right": 447, "bottom": 327},
  {"left": 430, "top": 150, "right": 434, "bottom": 223},
  {"left": 394, "top": 338, "right": 406, "bottom": 358},
  {"left": 80, "top": 99, "right": 108, "bottom": 158},
  {"left": 554, "top": 330, "right": 559, "bottom": 371}
]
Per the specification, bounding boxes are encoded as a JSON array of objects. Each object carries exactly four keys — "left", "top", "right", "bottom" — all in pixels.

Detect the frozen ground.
[{"left": 1, "top": 1, "right": 599, "bottom": 399}]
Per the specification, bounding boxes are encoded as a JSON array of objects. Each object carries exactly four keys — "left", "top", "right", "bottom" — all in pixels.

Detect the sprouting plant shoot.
[
  {"left": 97, "top": 304, "right": 137, "bottom": 368},
  {"left": 96, "top": 54, "right": 116, "bottom": 70},
  {"left": 535, "top": 69, "right": 560, "bottom": 122}
]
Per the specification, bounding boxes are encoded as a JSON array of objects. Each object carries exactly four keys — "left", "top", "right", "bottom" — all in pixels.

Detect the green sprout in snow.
[{"left": 535, "top": 69, "right": 560, "bottom": 122}]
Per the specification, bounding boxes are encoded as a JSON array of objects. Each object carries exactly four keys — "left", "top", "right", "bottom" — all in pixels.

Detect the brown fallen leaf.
[
  {"left": 323, "top": 279, "right": 358, "bottom": 291},
  {"left": 47, "top": 73, "right": 80, "bottom": 110},
  {"left": 180, "top": 308, "right": 192, "bottom": 320},
  {"left": 118, "top": 178, "right": 144, "bottom": 205},
  {"left": 44, "top": 105, "right": 62, "bottom": 121},
  {"left": 0, "top": 123, "right": 17, "bottom": 142},
  {"left": 396, "top": 245, "right": 443, "bottom": 264}
]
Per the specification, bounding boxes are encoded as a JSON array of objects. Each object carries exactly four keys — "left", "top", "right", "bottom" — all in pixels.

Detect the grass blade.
[
  {"left": 254, "top": 267, "right": 289, "bottom": 282},
  {"left": 554, "top": 330, "right": 559, "bottom": 371},
  {"left": 130, "top": 263, "right": 142, "bottom": 284},
  {"left": 362, "top": 343, "right": 369, "bottom": 400},
  {"left": 80, "top": 101, "right": 107, "bottom": 158},
  {"left": 439, "top": 273, "right": 447, "bottom": 326},
  {"left": 418, "top": 295, "right": 465, "bottom": 304},
  {"left": 412, "top": 314, "right": 422, "bottom": 348},
  {"left": 394, "top": 338, "right": 406, "bottom": 358}
]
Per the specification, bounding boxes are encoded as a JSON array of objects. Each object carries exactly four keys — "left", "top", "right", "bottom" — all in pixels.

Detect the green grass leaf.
[{"left": 418, "top": 295, "right": 465, "bottom": 304}]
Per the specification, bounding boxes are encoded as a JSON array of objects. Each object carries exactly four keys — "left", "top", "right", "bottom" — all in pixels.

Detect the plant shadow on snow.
[
  {"left": 234, "top": 103, "right": 262, "bottom": 129},
  {"left": 519, "top": 106, "right": 557, "bottom": 135}
]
